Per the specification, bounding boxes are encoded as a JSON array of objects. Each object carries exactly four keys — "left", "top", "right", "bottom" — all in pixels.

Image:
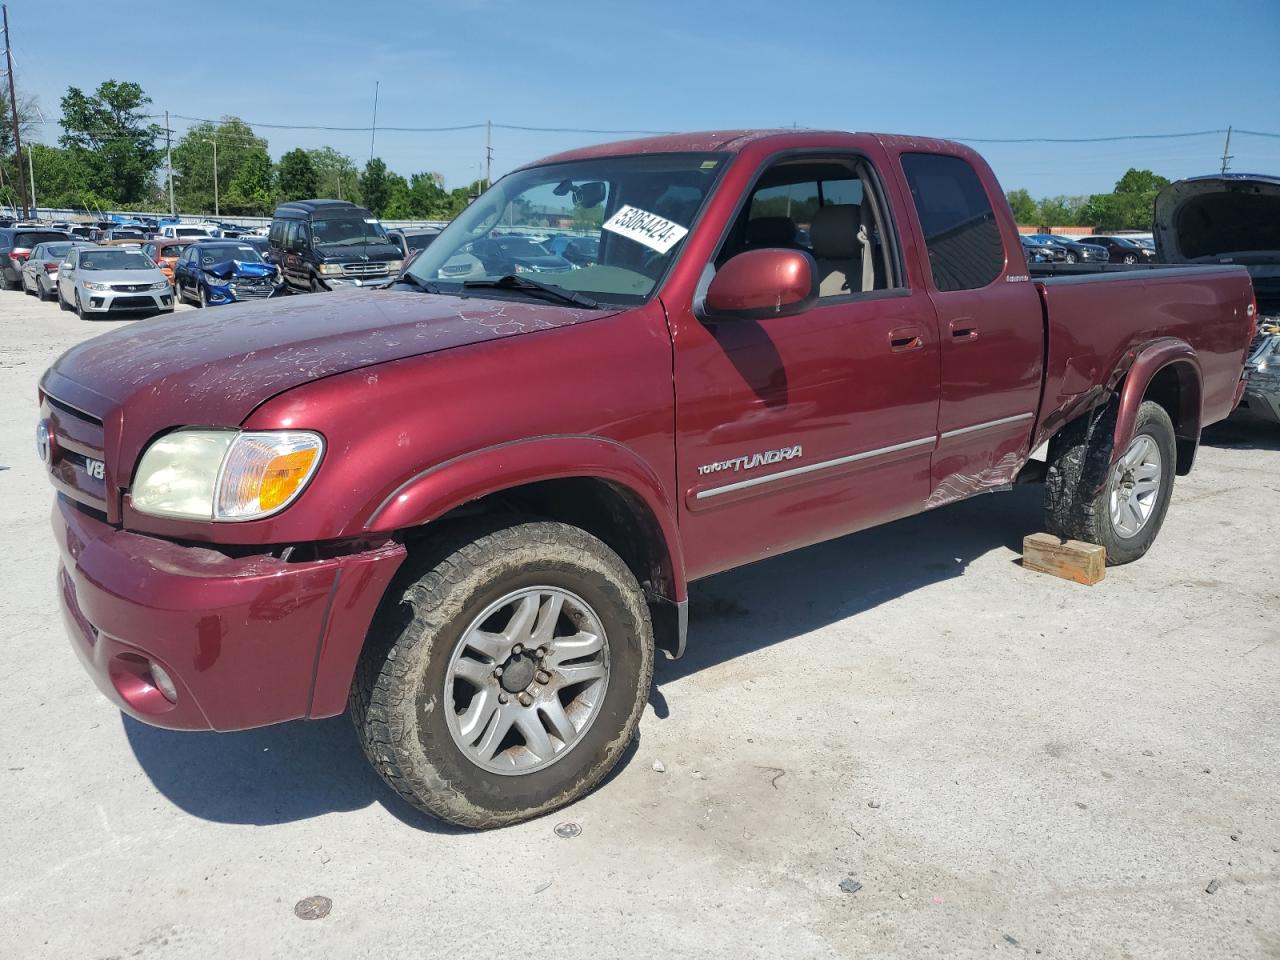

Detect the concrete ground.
[{"left": 0, "top": 289, "right": 1276, "bottom": 960}]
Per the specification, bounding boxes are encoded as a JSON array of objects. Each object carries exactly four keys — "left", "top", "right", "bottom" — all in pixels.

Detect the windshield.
[
  {"left": 175, "top": 228, "right": 207, "bottom": 237},
  {"left": 407, "top": 152, "right": 727, "bottom": 305},
  {"left": 78, "top": 250, "right": 153, "bottom": 270},
  {"left": 196, "top": 244, "right": 264, "bottom": 265},
  {"left": 313, "top": 217, "right": 390, "bottom": 247}
]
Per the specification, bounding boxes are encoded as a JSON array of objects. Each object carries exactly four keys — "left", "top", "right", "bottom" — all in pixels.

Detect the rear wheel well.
[
  {"left": 400, "top": 477, "right": 676, "bottom": 602},
  {"left": 1142, "top": 362, "right": 1201, "bottom": 474}
]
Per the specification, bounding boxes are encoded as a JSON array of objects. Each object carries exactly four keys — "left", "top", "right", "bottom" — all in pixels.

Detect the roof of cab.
[{"left": 519, "top": 128, "right": 973, "bottom": 170}]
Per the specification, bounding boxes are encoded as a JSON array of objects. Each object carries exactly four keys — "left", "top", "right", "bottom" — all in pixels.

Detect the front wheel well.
[{"left": 400, "top": 477, "right": 677, "bottom": 603}]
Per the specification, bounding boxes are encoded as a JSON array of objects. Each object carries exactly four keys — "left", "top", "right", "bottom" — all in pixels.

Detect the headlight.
[
  {"left": 132, "top": 429, "right": 324, "bottom": 521},
  {"left": 318, "top": 263, "right": 346, "bottom": 276},
  {"left": 149, "top": 280, "right": 169, "bottom": 290},
  {"left": 81, "top": 280, "right": 109, "bottom": 291}
]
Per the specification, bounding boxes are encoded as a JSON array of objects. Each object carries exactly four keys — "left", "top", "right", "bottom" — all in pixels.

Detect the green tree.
[
  {"left": 1079, "top": 169, "right": 1170, "bottom": 231},
  {"left": 1006, "top": 188, "right": 1038, "bottom": 225},
  {"left": 307, "top": 147, "right": 361, "bottom": 204},
  {"left": 276, "top": 148, "right": 319, "bottom": 201},
  {"left": 27, "top": 143, "right": 94, "bottom": 211},
  {"left": 406, "top": 171, "right": 451, "bottom": 218},
  {"left": 1035, "top": 195, "right": 1087, "bottom": 227},
  {"left": 381, "top": 172, "right": 415, "bottom": 218},
  {"left": 58, "top": 80, "right": 163, "bottom": 205},
  {"left": 360, "top": 157, "right": 390, "bottom": 216},
  {"left": 223, "top": 145, "right": 274, "bottom": 215},
  {"left": 171, "top": 117, "right": 270, "bottom": 214}
]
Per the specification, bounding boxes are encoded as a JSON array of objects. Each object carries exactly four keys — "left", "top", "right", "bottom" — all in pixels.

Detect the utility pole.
[
  {"left": 26, "top": 141, "right": 33, "bottom": 217},
  {"left": 165, "top": 110, "right": 175, "bottom": 217},
  {"left": 370, "top": 81, "right": 379, "bottom": 163},
  {"left": 485, "top": 119, "right": 492, "bottom": 189},
  {"left": 3, "top": 4, "right": 28, "bottom": 219},
  {"left": 1219, "top": 125, "right": 1233, "bottom": 175},
  {"left": 203, "top": 137, "right": 218, "bottom": 217}
]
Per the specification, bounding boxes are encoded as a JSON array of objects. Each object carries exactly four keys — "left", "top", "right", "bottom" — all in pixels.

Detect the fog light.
[{"left": 149, "top": 661, "right": 178, "bottom": 703}]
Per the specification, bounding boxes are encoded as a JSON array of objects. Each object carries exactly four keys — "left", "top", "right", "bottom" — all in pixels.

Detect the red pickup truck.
[{"left": 39, "top": 130, "right": 1256, "bottom": 828}]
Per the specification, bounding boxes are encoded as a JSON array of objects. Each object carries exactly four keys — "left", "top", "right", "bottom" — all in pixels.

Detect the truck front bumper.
[{"left": 53, "top": 497, "right": 405, "bottom": 731}]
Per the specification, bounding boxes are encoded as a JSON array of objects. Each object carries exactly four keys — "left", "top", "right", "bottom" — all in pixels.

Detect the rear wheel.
[
  {"left": 1044, "top": 400, "right": 1177, "bottom": 565},
  {"left": 351, "top": 519, "right": 654, "bottom": 828}
]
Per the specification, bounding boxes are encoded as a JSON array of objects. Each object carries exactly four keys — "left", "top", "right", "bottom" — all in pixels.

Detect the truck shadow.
[
  {"left": 658, "top": 484, "right": 1045, "bottom": 684},
  {"left": 1200, "top": 414, "right": 1280, "bottom": 451},
  {"left": 124, "top": 484, "right": 1044, "bottom": 830}
]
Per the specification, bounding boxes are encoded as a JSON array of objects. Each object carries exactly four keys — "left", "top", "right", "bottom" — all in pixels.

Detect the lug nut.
[
  {"left": 535, "top": 670, "right": 551, "bottom": 685},
  {"left": 493, "top": 666, "right": 504, "bottom": 678},
  {"left": 518, "top": 692, "right": 533, "bottom": 707},
  {"left": 512, "top": 643, "right": 523, "bottom": 655},
  {"left": 537, "top": 646, "right": 548, "bottom": 658},
  {"left": 498, "top": 693, "right": 509, "bottom": 704}
]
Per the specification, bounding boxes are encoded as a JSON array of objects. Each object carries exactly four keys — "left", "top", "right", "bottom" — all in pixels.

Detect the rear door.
[
  {"left": 896, "top": 151, "right": 1044, "bottom": 507},
  {"left": 672, "top": 151, "right": 942, "bottom": 579}
]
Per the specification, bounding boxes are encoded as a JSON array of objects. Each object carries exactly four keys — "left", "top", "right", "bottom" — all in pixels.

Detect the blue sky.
[{"left": 15, "top": 0, "right": 1280, "bottom": 198}]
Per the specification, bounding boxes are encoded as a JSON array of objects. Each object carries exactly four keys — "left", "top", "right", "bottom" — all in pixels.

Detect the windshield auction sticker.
[{"left": 601, "top": 205, "right": 689, "bottom": 254}]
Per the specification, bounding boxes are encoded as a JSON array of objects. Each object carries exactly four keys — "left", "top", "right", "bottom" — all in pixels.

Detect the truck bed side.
[{"left": 1031, "top": 265, "right": 1255, "bottom": 454}]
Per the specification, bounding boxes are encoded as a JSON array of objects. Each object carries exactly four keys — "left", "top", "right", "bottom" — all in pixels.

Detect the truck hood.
[
  {"left": 42, "top": 288, "right": 614, "bottom": 454},
  {"left": 1154, "top": 174, "right": 1280, "bottom": 311}
]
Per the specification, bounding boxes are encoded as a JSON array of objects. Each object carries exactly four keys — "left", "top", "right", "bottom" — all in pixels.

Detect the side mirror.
[
  {"left": 61, "top": 262, "right": 74, "bottom": 270},
  {"left": 703, "top": 248, "right": 817, "bottom": 321}
]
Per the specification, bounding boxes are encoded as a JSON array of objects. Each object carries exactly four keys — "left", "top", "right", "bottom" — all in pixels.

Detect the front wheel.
[
  {"left": 1123, "top": 254, "right": 1138, "bottom": 264},
  {"left": 351, "top": 520, "right": 654, "bottom": 828},
  {"left": 1065, "top": 252, "right": 1077, "bottom": 264},
  {"left": 1044, "top": 400, "right": 1177, "bottom": 565},
  {"left": 198, "top": 285, "right": 208, "bottom": 308}
]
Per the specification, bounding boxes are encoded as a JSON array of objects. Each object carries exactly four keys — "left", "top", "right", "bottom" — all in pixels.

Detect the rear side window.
[{"left": 900, "top": 153, "right": 1003, "bottom": 291}]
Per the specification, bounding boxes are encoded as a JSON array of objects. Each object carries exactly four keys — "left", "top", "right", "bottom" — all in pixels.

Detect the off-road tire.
[
  {"left": 1044, "top": 400, "right": 1176, "bottom": 565},
  {"left": 350, "top": 519, "right": 654, "bottom": 829}
]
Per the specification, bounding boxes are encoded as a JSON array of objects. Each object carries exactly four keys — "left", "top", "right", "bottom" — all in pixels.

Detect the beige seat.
[{"left": 810, "top": 204, "right": 863, "bottom": 297}]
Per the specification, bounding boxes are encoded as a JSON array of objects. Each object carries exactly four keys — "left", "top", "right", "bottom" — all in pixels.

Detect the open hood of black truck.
[{"left": 1154, "top": 174, "right": 1280, "bottom": 312}]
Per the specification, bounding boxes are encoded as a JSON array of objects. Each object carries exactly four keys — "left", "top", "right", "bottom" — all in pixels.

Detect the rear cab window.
[{"left": 900, "top": 153, "right": 1004, "bottom": 291}]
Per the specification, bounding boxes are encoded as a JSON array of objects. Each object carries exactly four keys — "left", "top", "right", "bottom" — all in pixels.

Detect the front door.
[{"left": 671, "top": 153, "right": 942, "bottom": 580}]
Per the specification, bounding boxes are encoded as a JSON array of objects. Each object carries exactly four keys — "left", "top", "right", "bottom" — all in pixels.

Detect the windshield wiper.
[
  {"left": 391, "top": 272, "right": 440, "bottom": 294},
  {"left": 463, "top": 274, "right": 599, "bottom": 309}
]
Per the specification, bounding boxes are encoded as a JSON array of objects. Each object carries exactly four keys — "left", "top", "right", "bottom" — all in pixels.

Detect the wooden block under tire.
[{"left": 1021, "top": 533, "right": 1106, "bottom": 586}]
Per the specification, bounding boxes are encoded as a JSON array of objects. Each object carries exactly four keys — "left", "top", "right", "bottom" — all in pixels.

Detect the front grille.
[
  {"left": 111, "top": 283, "right": 152, "bottom": 292},
  {"left": 230, "top": 281, "right": 274, "bottom": 300},
  {"left": 342, "top": 262, "right": 389, "bottom": 277},
  {"left": 42, "top": 393, "right": 109, "bottom": 515},
  {"left": 109, "top": 296, "right": 155, "bottom": 309}
]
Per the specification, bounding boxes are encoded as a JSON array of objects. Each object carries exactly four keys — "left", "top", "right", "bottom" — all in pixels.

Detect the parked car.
[
  {"left": 467, "top": 235, "right": 574, "bottom": 275},
  {"left": 66, "top": 225, "right": 96, "bottom": 241},
  {"left": 37, "top": 129, "right": 1255, "bottom": 829},
  {"left": 1026, "top": 233, "right": 1108, "bottom": 264},
  {"left": 159, "top": 224, "right": 214, "bottom": 241},
  {"left": 1153, "top": 172, "right": 1280, "bottom": 423},
  {"left": 102, "top": 226, "right": 148, "bottom": 244},
  {"left": 173, "top": 239, "right": 281, "bottom": 307},
  {"left": 269, "top": 199, "right": 403, "bottom": 292},
  {"left": 55, "top": 245, "right": 173, "bottom": 318},
  {"left": 141, "top": 238, "right": 194, "bottom": 284},
  {"left": 1019, "top": 235, "right": 1054, "bottom": 263},
  {"left": 544, "top": 234, "right": 600, "bottom": 266},
  {"left": 1086, "top": 235, "right": 1159, "bottom": 264},
  {"left": 234, "top": 234, "right": 272, "bottom": 258},
  {"left": 20, "top": 240, "right": 94, "bottom": 300},
  {"left": 388, "top": 227, "right": 442, "bottom": 261},
  {"left": 1, "top": 227, "right": 71, "bottom": 288}
]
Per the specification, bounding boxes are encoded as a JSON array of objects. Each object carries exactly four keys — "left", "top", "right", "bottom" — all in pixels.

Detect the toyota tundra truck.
[{"left": 38, "top": 130, "right": 1257, "bottom": 828}]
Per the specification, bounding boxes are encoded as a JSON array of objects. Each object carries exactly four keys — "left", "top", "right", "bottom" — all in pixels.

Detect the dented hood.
[
  {"left": 203, "top": 259, "right": 275, "bottom": 280},
  {"left": 1154, "top": 174, "right": 1280, "bottom": 310},
  {"left": 42, "top": 289, "right": 614, "bottom": 460}
]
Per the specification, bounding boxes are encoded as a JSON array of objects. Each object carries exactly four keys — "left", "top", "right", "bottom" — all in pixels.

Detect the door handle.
[
  {"left": 888, "top": 325, "right": 925, "bottom": 352},
  {"left": 950, "top": 318, "right": 978, "bottom": 341}
]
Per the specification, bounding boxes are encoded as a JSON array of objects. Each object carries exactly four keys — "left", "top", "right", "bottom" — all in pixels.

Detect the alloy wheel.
[
  {"left": 445, "top": 586, "right": 610, "bottom": 776},
  {"left": 1108, "top": 434, "right": 1162, "bottom": 539}
]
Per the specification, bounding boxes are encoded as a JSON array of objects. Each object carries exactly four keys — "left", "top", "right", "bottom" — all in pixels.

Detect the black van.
[{"left": 268, "top": 199, "right": 404, "bottom": 293}]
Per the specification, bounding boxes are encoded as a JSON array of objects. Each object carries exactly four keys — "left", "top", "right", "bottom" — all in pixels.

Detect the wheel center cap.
[{"left": 500, "top": 654, "right": 535, "bottom": 693}]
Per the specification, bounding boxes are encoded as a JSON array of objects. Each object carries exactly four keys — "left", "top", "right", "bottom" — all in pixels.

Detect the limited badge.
[{"left": 601, "top": 205, "right": 689, "bottom": 254}]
